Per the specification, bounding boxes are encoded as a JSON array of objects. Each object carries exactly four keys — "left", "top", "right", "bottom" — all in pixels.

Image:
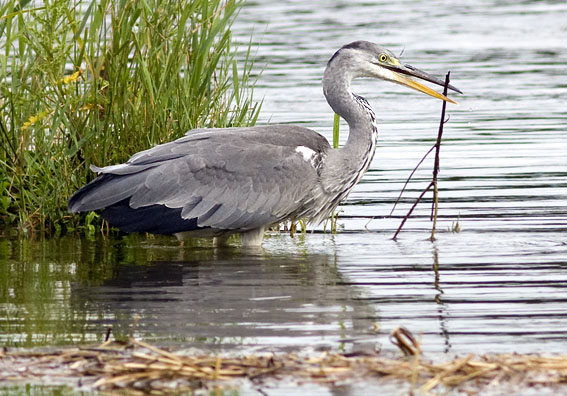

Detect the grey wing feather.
[{"left": 73, "top": 125, "right": 330, "bottom": 231}]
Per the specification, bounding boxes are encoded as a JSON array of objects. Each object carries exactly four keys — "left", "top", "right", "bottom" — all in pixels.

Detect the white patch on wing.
[
  {"left": 90, "top": 163, "right": 128, "bottom": 173},
  {"left": 295, "top": 146, "right": 317, "bottom": 164}
]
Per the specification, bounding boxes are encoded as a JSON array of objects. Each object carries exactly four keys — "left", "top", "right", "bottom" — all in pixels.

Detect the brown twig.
[
  {"left": 392, "top": 72, "right": 452, "bottom": 240},
  {"left": 392, "top": 181, "right": 434, "bottom": 240},
  {"left": 430, "top": 72, "right": 451, "bottom": 241},
  {"left": 389, "top": 145, "right": 436, "bottom": 217}
]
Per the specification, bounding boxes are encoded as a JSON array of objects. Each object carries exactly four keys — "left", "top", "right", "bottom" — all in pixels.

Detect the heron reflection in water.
[{"left": 69, "top": 41, "right": 462, "bottom": 246}]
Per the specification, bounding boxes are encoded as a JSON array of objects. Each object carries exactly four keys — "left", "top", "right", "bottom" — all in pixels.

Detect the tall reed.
[{"left": 0, "top": 0, "right": 260, "bottom": 234}]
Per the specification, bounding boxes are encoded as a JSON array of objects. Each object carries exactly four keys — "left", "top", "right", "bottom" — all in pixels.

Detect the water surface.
[{"left": 1, "top": 0, "right": 566, "bottom": 394}]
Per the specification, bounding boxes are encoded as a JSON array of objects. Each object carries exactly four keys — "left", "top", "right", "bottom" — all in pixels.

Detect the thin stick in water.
[
  {"left": 393, "top": 181, "right": 434, "bottom": 241},
  {"left": 430, "top": 72, "right": 451, "bottom": 241},
  {"left": 389, "top": 144, "right": 435, "bottom": 217},
  {"left": 392, "top": 72, "right": 452, "bottom": 240}
]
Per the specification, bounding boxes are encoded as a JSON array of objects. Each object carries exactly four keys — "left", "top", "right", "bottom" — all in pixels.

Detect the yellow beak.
[{"left": 393, "top": 73, "right": 457, "bottom": 104}]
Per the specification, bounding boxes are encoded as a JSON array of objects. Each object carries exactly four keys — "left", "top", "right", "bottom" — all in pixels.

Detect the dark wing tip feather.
[
  {"left": 68, "top": 173, "right": 112, "bottom": 213},
  {"left": 101, "top": 198, "right": 206, "bottom": 235}
]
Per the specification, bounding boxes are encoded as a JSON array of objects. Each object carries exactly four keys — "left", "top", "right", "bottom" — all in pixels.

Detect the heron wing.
[{"left": 69, "top": 125, "right": 330, "bottom": 232}]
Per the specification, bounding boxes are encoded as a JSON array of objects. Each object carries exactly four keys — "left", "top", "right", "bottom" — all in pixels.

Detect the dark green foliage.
[{"left": 0, "top": 0, "right": 260, "bottom": 233}]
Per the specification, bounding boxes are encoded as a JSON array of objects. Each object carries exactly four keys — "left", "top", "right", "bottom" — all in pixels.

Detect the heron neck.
[{"left": 322, "top": 67, "right": 378, "bottom": 160}]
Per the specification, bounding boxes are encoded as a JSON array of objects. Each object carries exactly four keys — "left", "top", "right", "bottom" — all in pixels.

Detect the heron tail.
[{"left": 68, "top": 172, "right": 146, "bottom": 213}]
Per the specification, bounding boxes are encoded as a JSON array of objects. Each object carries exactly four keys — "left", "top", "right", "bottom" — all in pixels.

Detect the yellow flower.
[
  {"left": 21, "top": 110, "right": 50, "bottom": 131},
  {"left": 80, "top": 103, "right": 95, "bottom": 111},
  {"left": 21, "top": 116, "right": 37, "bottom": 131},
  {"left": 21, "top": 120, "right": 33, "bottom": 131},
  {"left": 60, "top": 69, "right": 82, "bottom": 85}
]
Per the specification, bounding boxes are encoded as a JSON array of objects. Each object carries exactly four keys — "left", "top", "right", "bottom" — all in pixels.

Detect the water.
[{"left": 1, "top": 0, "right": 566, "bottom": 394}]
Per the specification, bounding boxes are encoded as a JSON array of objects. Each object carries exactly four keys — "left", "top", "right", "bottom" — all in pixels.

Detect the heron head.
[{"left": 329, "top": 41, "right": 462, "bottom": 104}]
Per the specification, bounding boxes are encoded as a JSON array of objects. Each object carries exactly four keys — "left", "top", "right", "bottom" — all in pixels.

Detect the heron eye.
[{"left": 379, "top": 54, "right": 388, "bottom": 63}]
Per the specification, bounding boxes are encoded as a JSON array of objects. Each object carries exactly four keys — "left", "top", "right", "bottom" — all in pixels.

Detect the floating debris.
[
  {"left": 1, "top": 338, "right": 566, "bottom": 395},
  {"left": 390, "top": 326, "right": 422, "bottom": 357}
]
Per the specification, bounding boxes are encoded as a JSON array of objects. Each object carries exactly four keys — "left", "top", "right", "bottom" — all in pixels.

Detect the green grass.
[{"left": 0, "top": 0, "right": 260, "bottom": 234}]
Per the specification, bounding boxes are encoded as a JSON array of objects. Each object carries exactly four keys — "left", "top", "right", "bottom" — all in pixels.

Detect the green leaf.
[{"left": 333, "top": 113, "right": 340, "bottom": 149}]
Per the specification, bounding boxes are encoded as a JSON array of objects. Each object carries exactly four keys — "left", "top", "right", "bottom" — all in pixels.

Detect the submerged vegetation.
[{"left": 0, "top": 0, "right": 260, "bottom": 234}]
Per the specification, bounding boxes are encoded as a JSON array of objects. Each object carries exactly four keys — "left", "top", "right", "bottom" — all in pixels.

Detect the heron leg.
[
  {"left": 239, "top": 226, "right": 265, "bottom": 247},
  {"left": 213, "top": 233, "right": 231, "bottom": 247}
]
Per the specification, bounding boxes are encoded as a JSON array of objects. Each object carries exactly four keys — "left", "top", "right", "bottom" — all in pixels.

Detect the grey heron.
[{"left": 68, "top": 41, "right": 461, "bottom": 246}]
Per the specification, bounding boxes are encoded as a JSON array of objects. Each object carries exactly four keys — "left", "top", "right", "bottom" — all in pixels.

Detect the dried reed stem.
[{"left": 1, "top": 338, "right": 566, "bottom": 395}]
